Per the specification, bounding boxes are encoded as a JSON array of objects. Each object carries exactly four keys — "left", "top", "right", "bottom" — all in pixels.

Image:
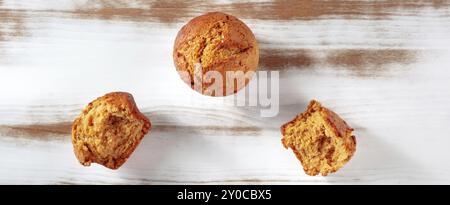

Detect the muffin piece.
[
  {"left": 72, "top": 92, "right": 151, "bottom": 169},
  {"left": 173, "top": 12, "right": 259, "bottom": 96},
  {"left": 281, "top": 100, "right": 356, "bottom": 176}
]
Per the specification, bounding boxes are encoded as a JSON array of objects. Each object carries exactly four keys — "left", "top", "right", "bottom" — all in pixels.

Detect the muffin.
[
  {"left": 72, "top": 92, "right": 151, "bottom": 169},
  {"left": 173, "top": 12, "right": 259, "bottom": 96},
  {"left": 281, "top": 100, "right": 356, "bottom": 176}
]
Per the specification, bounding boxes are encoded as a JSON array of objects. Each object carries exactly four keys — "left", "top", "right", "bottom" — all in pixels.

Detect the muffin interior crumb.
[
  {"left": 282, "top": 101, "right": 355, "bottom": 176},
  {"left": 73, "top": 98, "right": 146, "bottom": 169}
]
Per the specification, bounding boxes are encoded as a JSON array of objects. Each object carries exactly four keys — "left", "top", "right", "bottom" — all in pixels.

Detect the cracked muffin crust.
[
  {"left": 281, "top": 100, "right": 356, "bottom": 176},
  {"left": 72, "top": 92, "right": 151, "bottom": 169},
  {"left": 173, "top": 12, "right": 259, "bottom": 96}
]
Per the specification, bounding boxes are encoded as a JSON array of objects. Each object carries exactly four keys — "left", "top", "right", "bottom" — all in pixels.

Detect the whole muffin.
[
  {"left": 173, "top": 12, "right": 259, "bottom": 96},
  {"left": 72, "top": 92, "right": 151, "bottom": 169}
]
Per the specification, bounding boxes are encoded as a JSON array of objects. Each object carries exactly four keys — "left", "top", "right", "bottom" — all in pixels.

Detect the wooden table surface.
[{"left": 1, "top": 0, "right": 450, "bottom": 184}]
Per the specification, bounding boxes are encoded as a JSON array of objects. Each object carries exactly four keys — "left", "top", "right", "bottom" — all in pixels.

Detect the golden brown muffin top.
[{"left": 173, "top": 12, "right": 259, "bottom": 96}]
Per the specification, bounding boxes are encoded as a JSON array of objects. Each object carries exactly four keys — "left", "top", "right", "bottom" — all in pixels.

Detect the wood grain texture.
[{"left": 1, "top": 0, "right": 450, "bottom": 184}]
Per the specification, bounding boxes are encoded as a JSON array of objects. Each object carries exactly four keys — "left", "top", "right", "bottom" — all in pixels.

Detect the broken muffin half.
[
  {"left": 281, "top": 100, "right": 356, "bottom": 176},
  {"left": 72, "top": 92, "right": 151, "bottom": 169}
]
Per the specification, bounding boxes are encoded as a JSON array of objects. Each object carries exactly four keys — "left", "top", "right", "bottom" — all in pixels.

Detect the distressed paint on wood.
[{"left": 1, "top": 0, "right": 450, "bottom": 184}]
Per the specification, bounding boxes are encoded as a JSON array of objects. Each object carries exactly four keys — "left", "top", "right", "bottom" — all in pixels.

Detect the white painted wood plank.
[{"left": 1, "top": 0, "right": 450, "bottom": 184}]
